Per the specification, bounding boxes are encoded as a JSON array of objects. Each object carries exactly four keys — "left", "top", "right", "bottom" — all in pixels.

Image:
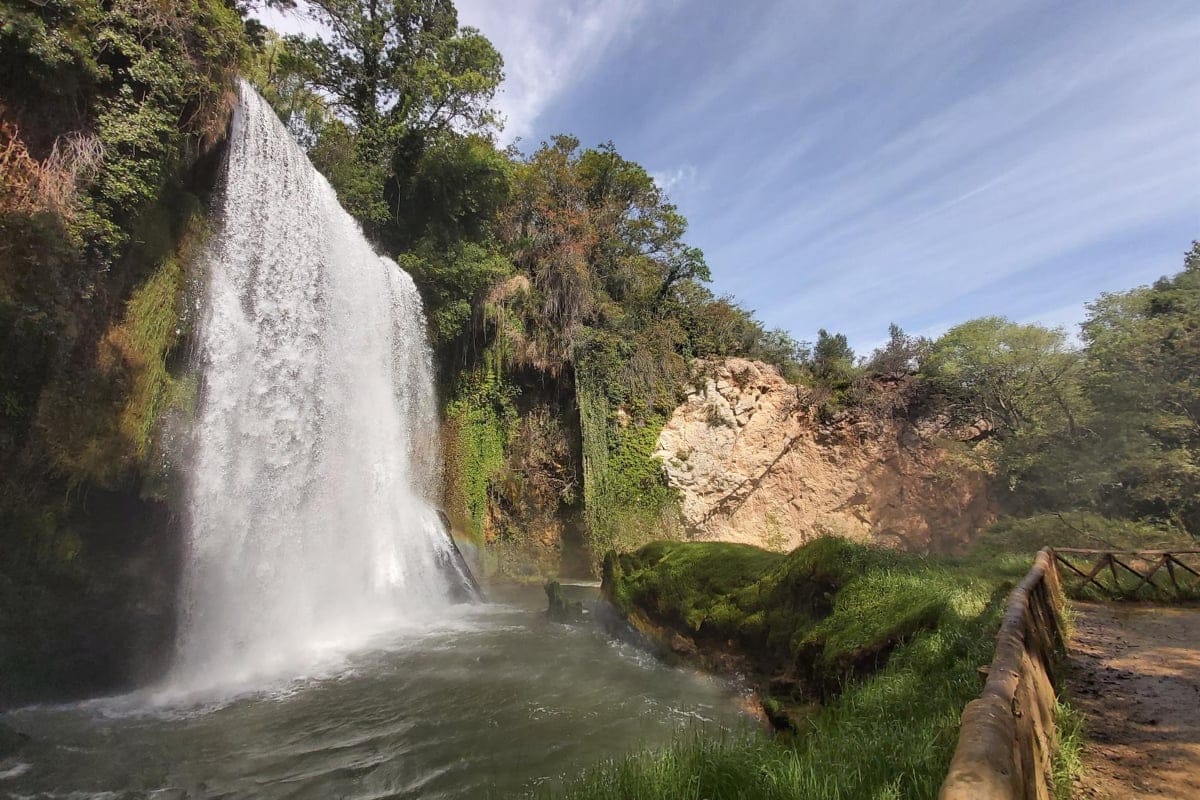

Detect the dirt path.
[{"left": 1066, "top": 602, "right": 1200, "bottom": 798}]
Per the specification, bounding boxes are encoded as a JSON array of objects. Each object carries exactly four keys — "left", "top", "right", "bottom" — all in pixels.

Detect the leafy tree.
[
  {"left": 812, "top": 329, "right": 856, "bottom": 383},
  {"left": 492, "top": 137, "right": 716, "bottom": 378},
  {"left": 390, "top": 131, "right": 511, "bottom": 247},
  {"left": 287, "top": 0, "right": 503, "bottom": 232},
  {"left": 866, "top": 323, "right": 930, "bottom": 375},
  {"left": 922, "top": 317, "right": 1084, "bottom": 438},
  {"left": 1082, "top": 243, "right": 1200, "bottom": 533},
  {"left": 294, "top": 0, "right": 501, "bottom": 134},
  {"left": 244, "top": 31, "right": 330, "bottom": 146},
  {"left": 921, "top": 317, "right": 1096, "bottom": 514}
]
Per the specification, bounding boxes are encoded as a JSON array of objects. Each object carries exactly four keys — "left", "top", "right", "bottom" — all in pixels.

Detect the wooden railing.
[
  {"left": 1053, "top": 548, "right": 1200, "bottom": 597},
  {"left": 940, "top": 549, "right": 1064, "bottom": 800},
  {"left": 941, "top": 545, "right": 1200, "bottom": 799}
]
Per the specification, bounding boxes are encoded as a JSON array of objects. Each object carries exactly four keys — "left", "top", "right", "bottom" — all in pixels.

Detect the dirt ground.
[{"left": 1066, "top": 602, "right": 1200, "bottom": 798}]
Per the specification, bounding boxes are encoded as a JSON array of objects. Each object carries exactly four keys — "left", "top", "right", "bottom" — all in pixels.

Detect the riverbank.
[{"left": 560, "top": 538, "right": 1030, "bottom": 799}]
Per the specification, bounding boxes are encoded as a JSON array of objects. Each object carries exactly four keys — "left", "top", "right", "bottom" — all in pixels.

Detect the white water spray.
[{"left": 170, "top": 82, "right": 473, "bottom": 692}]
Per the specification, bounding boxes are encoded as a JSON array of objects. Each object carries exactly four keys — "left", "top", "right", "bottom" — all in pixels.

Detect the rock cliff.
[{"left": 653, "top": 359, "right": 996, "bottom": 553}]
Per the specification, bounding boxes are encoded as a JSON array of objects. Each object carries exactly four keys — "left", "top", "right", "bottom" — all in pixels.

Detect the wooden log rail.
[
  {"left": 1052, "top": 548, "right": 1200, "bottom": 597},
  {"left": 940, "top": 549, "right": 1064, "bottom": 800}
]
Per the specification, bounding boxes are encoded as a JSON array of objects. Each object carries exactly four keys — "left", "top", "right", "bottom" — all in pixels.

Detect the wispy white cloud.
[
  {"left": 455, "top": 0, "right": 646, "bottom": 143},
  {"left": 648, "top": 163, "right": 698, "bottom": 198},
  {"left": 643, "top": 0, "right": 1200, "bottom": 349},
  {"left": 258, "top": 1, "right": 1199, "bottom": 353}
]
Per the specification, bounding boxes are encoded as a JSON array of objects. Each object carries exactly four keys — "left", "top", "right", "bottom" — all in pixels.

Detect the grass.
[
  {"left": 1052, "top": 698, "right": 1085, "bottom": 800},
  {"left": 559, "top": 517, "right": 1169, "bottom": 798},
  {"left": 973, "top": 512, "right": 1193, "bottom": 555},
  {"left": 974, "top": 513, "right": 1200, "bottom": 601},
  {"left": 566, "top": 537, "right": 1025, "bottom": 799}
]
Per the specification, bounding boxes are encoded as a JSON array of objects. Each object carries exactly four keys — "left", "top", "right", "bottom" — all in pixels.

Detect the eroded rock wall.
[{"left": 653, "top": 359, "right": 996, "bottom": 553}]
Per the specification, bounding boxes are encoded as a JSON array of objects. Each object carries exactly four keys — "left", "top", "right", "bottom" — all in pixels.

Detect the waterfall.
[{"left": 170, "top": 82, "right": 474, "bottom": 692}]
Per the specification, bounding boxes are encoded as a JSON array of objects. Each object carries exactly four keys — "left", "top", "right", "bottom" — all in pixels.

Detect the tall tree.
[
  {"left": 866, "top": 323, "right": 930, "bottom": 375},
  {"left": 922, "top": 317, "right": 1083, "bottom": 438},
  {"left": 286, "top": 0, "right": 503, "bottom": 233},
  {"left": 1082, "top": 243, "right": 1200, "bottom": 532},
  {"left": 293, "top": 0, "right": 501, "bottom": 134},
  {"left": 813, "top": 329, "right": 855, "bottom": 382}
]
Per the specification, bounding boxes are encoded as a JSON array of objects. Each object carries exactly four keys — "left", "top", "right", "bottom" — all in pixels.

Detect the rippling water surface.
[{"left": 0, "top": 587, "right": 750, "bottom": 799}]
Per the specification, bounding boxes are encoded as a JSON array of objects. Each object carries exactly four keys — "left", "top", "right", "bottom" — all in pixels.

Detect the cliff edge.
[{"left": 653, "top": 359, "right": 996, "bottom": 553}]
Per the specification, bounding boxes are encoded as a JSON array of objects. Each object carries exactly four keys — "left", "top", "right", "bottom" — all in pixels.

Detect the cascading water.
[{"left": 170, "top": 81, "right": 475, "bottom": 692}]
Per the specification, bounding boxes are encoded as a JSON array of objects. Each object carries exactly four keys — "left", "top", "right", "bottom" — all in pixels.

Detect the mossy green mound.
[
  {"left": 568, "top": 538, "right": 1036, "bottom": 799},
  {"left": 603, "top": 537, "right": 1017, "bottom": 699}
]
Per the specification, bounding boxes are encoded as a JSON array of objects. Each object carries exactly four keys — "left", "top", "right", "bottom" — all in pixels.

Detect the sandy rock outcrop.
[{"left": 653, "top": 359, "right": 996, "bottom": 553}]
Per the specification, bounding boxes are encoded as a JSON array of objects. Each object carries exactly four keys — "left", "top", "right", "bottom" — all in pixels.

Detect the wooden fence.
[
  {"left": 1053, "top": 548, "right": 1200, "bottom": 597},
  {"left": 940, "top": 549, "right": 1064, "bottom": 800},
  {"left": 941, "top": 545, "right": 1200, "bottom": 798}
]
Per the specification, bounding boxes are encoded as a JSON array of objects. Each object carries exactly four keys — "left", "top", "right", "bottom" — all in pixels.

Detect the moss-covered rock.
[
  {"left": 601, "top": 537, "right": 1015, "bottom": 709},
  {"left": 544, "top": 580, "right": 584, "bottom": 622}
]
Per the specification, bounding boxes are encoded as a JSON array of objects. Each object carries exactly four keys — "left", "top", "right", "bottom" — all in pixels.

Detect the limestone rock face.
[{"left": 653, "top": 359, "right": 996, "bottom": 553}]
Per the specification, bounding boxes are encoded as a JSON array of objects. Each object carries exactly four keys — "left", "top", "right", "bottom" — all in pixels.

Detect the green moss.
[
  {"left": 442, "top": 367, "right": 514, "bottom": 544},
  {"left": 577, "top": 348, "right": 682, "bottom": 568},
  {"left": 117, "top": 245, "right": 185, "bottom": 460},
  {"left": 566, "top": 539, "right": 1021, "bottom": 799},
  {"left": 32, "top": 205, "right": 208, "bottom": 493},
  {"left": 605, "top": 537, "right": 1015, "bottom": 696},
  {"left": 608, "top": 540, "right": 783, "bottom": 630}
]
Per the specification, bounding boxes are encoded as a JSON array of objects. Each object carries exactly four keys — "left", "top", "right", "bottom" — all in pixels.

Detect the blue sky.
[{"left": 263, "top": 0, "right": 1200, "bottom": 352}]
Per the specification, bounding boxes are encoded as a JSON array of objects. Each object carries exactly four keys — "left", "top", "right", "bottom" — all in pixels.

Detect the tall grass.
[
  {"left": 1052, "top": 699, "right": 1085, "bottom": 800},
  {"left": 554, "top": 542, "right": 1023, "bottom": 799}
]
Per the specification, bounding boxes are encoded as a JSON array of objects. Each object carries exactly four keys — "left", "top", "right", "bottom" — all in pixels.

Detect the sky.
[{"left": 260, "top": 0, "right": 1200, "bottom": 352}]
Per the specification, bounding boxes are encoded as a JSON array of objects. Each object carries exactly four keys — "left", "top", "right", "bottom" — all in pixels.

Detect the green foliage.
[
  {"left": 577, "top": 338, "right": 682, "bottom": 567},
  {"left": 283, "top": 0, "right": 503, "bottom": 236},
  {"left": 0, "top": 0, "right": 246, "bottom": 703},
  {"left": 399, "top": 240, "right": 512, "bottom": 350},
  {"left": 3, "top": 0, "right": 243, "bottom": 260},
  {"left": 921, "top": 316, "right": 1093, "bottom": 510},
  {"left": 923, "top": 316, "right": 1084, "bottom": 438},
  {"left": 291, "top": 0, "right": 502, "bottom": 134},
  {"left": 866, "top": 323, "right": 930, "bottom": 375},
  {"left": 391, "top": 131, "right": 512, "bottom": 248},
  {"left": 678, "top": 290, "right": 809, "bottom": 381},
  {"left": 442, "top": 368, "right": 514, "bottom": 543},
  {"left": 243, "top": 31, "right": 331, "bottom": 147},
  {"left": 0, "top": 0, "right": 245, "bottom": 492},
  {"left": 573, "top": 538, "right": 1018, "bottom": 800},
  {"left": 915, "top": 246, "right": 1200, "bottom": 534},
  {"left": 1080, "top": 243, "right": 1200, "bottom": 533},
  {"left": 812, "top": 329, "right": 856, "bottom": 382}
]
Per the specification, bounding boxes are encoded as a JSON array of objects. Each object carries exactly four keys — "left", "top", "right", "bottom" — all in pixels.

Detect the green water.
[{"left": 0, "top": 586, "right": 751, "bottom": 798}]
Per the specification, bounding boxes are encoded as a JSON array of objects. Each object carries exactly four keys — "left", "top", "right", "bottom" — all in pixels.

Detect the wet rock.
[
  {"left": 544, "top": 581, "right": 584, "bottom": 622},
  {"left": 668, "top": 633, "right": 698, "bottom": 656},
  {"left": 760, "top": 695, "right": 800, "bottom": 734}
]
